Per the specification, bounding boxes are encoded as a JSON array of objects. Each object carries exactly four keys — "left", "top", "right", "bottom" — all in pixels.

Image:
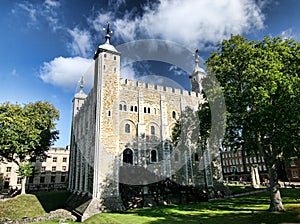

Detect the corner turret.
[
  {"left": 72, "top": 76, "right": 87, "bottom": 117},
  {"left": 189, "top": 48, "right": 206, "bottom": 93}
]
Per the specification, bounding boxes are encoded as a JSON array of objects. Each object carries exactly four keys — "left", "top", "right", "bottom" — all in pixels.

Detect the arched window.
[
  {"left": 144, "top": 107, "right": 147, "bottom": 113},
  {"left": 119, "top": 104, "right": 122, "bottom": 110},
  {"left": 150, "top": 126, "right": 155, "bottom": 135},
  {"left": 125, "top": 123, "right": 130, "bottom": 133},
  {"left": 148, "top": 107, "right": 151, "bottom": 113},
  {"left": 150, "top": 150, "right": 157, "bottom": 163},
  {"left": 134, "top": 106, "right": 138, "bottom": 112},
  {"left": 123, "top": 105, "right": 127, "bottom": 111},
  {"left": 123, "top": 148, "right": 133, "bottom": 165},
  {"left": 194, "top": 153, "right": 199, "bottom": 162},
  {"left": 130, "top": 106, "right": 134, "bottom": 111},
  {"left": 172, "top": 111, "right": 176, "bottom": 119}
]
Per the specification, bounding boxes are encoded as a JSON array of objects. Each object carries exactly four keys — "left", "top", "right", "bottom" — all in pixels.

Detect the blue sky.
[{"left": 0, "top": 0, "right": 299, "bottom": 147}]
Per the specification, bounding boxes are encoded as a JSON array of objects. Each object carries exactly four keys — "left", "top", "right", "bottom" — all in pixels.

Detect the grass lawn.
[{"left": 1, "top": 189, "right": 299, "bottom": 224}]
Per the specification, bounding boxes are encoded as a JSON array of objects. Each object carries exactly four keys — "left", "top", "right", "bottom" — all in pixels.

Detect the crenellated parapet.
[{"left": 119, "top": 78, "right": 202, "bottom": 98}]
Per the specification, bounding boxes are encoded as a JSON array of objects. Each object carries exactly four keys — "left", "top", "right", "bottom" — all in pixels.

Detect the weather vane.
[
  {"left": 103, "top": 21, "right": 113, "bottom": 35},
  {"left": 103, "top": 21, "right": 113, "bottom": 44}
]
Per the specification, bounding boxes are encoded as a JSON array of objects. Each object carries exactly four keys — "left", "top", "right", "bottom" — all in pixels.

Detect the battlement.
[{"left": 119, "top": 78, "right": 201, "bottom": 98}]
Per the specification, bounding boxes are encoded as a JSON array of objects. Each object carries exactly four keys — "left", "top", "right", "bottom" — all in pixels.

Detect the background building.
[
  {"left": 0, "top": 146, "right": 69, "bottom": 192},
  {"left": 220, "top": 148, "right": 268, "bottom": 183},
  {"left": 285, "top": 157, "right": 300, "bottom": 182}
]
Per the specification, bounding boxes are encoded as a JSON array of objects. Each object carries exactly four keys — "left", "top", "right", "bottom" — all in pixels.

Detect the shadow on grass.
[
  {"left": 120, "top": 189, "right": 300, "bottom": 224},
  {"left": 33, "top": 190, "right": 71, "bottom": 212}
]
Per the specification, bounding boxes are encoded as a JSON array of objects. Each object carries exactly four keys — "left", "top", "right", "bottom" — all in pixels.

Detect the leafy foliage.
[
  {"left": 206, "top": 35, "right": 300, "bottom": 211},
  {"left": 0, "top": 101, "right": 59, "bottom": 178}
]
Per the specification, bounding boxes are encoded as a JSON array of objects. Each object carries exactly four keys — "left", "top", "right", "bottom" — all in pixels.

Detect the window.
[
  {"left": 53, "top": 157, "right": 57, "bottom": 162},
  {"left": 292, "top": 170, "right": 298, "bottom": 178},
  {"left": 124, "top": 105, "right": 127, "bottom": 111},
  {"left": 150, "top": 126, "right": 155, "bottom": 135},
  {"left": 290, "top": 160, "right": 296, "bottom": 167},
  {"left": 17, "top": 177, "right": 22, "bottom": 184},
  {"left": 104, "top": 53, "right": 107, "bottom": 58},
  {"left": 194, "top": 153, "right": 199, "bottom": 162},
  {"left": 61, "top": 176, "right": 66, "bottom": 182},
  {"left": 172, "top": 111, "right": 176, "bottom": 119},
  {"left": 263, "top": 165, "right": 267, "bottom": 170},
  {"left": 114, "top": 56, "right": 117, "bottom": 60},
  {"left": 51, "top": 176, "right": 56, "bottom": 183},
  {"left": 123, "top": 148, "right": 133, "bottom": 165},
  {"left": 114, "top": 67, "right": 117, "bottom": 72},
  {"left": 40, "top": 176, "right": 45, "bottom": 183},
  {"left": 119, "top": 104, "right": 123, "bottom": 110},
  {"left": 134, "top": 106, "right": 138, "bottom": 112},
  {"left": 130, "top": 106, "right": 134, "bottom": 111},
  {"left": 52, "top": 166, "right": 56, "bottom": 172},
  {"left": 6, "top": 167, "right": 12, "bottom": 173},
  {"left": 144, "top": 107, "right": 147, "bottom": 113},
  {"left": 41, "top": 166, "right": 46, "bottom": 172},
  {"left": 62, "top": 166, "right": 67, "bottom": 171},
  {"left": 150, "top": 150, "right": 157, "bottom": 163},
  {"left": 107, "top": 110, "right": 112, "bottom": 117},
  {"left": 63, "top": 157, "right": 67, "bottom": 162},
  {"left": 125, "top": 123, "right": 130, "bottom": 133},
  {"left": 148, "top": 107, "right": 150, "bottom": 113},
  {"left": 28, "top": 176, "right": 34, "bottom": 183}
]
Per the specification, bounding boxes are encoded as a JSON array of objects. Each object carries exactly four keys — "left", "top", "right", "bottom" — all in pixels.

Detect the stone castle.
[{"left": 67, "top": 23, "right": 221, "bottom": 221}]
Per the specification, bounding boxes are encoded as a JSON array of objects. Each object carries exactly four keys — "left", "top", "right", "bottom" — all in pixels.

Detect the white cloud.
[
  {"left": 110, "top": 0, "right": 266, "bottom": 48},
  {"left": 168, "top": 65, "right": 187, "bottom": 76},
  {"left": 15, "top": 0, "right": 62, "bottom": 31},
  {"left": 68, "top": 28, "right": 93, "bottom": 57},
  {"left": 17, "top": 2, "right": 37, "bottom": 22},
  {"left": 121, "top": 64, "right": 138, "bottom": 80},
  {"left": 44, "top": 0, "right": 60, "bottom": 8},
  {"left": 280, "top": 28, "right": 294, "bottom": 40},
  {"left": 39, "top": 57, "right": 93, "bottom": 91}
]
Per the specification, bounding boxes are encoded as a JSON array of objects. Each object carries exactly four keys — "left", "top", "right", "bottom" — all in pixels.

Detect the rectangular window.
[
  {"left": 61, "top": 176, "right": 66, "bottom": 182},
  {"left": 41, "top": 166, "right": 46, "bottom": 172},
  {"left": 62, "top": 157, "right": 67, "bottom": 162},
  {"left": 52, "top": 166, "right": 56, "bottom": 172},
  {"left": 17, "top": 177, "right": 22, "bottom": 184},
  {"left": 51, "top": 176, "right": 56, "bottom": 183},
  {"left": 28, "top": 176, "right": 34, "bottom": 183},
  {"left": 290, "top": 160, "right": 296, "bottom": 167},
  {"left": 62, "top": 166, "right": 67, "bottom": 171},
  {"left": 6, "top": 167, "right": 12, "bottom": 173},
  {"left": 53, "top": 157, "right": 57, "bottom": 162},
  {"left": 40, "top": 176, "right": 45, "bottom": 183},
  {"left": 292, "top": 170, "right": 298, "bottom": 178}
]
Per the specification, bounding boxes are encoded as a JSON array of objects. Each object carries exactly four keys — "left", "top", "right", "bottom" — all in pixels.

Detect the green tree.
[
  {"left": 206, "top": 35, "right": 300, "bottom": 211},
  {"left": 0, "top": 101, "right": 59, "bottom": 194}
]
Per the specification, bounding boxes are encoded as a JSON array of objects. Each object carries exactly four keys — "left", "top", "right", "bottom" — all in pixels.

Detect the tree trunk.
[
  {"left": 21, "top": 176, "right": 27, "bottom": 194},
  {"left": 268, "top": 166, "right": 285, "bottom": 211}
]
